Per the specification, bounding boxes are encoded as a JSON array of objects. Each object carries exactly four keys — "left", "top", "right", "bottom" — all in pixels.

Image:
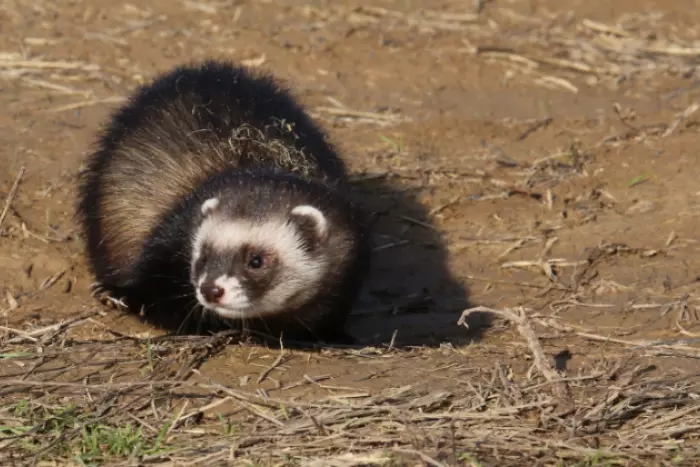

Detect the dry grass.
[
  {"left": 468, "top": 10, "right": 700, "bottom": 93},
  {"left": 1, "top": 312, "right": 698, "bottom": 466},
  {"left": 340, "top": 4, "right": 700, "bottom": 94}
]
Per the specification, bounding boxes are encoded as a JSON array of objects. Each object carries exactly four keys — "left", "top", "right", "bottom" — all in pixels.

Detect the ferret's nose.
[{"left": 200, "top": 282, "right": 225, "bottom": 303}]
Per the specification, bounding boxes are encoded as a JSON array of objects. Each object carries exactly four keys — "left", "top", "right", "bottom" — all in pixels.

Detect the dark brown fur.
[{"left": 75, "top": 60, "right": 370, "bottom": 344}]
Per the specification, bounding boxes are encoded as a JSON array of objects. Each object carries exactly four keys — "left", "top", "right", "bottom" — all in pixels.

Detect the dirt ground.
[{"left": 2, "top": 0, "right": 700, "bottom": 465}]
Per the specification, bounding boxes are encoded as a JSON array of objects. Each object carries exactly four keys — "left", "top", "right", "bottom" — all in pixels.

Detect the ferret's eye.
[{"left": 247, "top": 254, "right": 264, "bottom": 269}]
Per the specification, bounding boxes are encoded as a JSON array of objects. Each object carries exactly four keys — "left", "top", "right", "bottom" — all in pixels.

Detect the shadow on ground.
[{"left": 347, "top": 176, "right": 489, "bottom": 348}]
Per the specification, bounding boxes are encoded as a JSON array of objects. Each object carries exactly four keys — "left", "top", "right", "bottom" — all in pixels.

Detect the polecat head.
[{"left": 190, "top": 196, "right": 331, "bottom": 320}]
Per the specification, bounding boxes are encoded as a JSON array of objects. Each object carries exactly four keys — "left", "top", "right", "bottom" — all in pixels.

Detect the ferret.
[{"left": 75, "top": 60, "right": 371, "bottom": 344}]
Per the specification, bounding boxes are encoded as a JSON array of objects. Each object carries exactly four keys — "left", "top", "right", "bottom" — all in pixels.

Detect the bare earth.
[{"left": 2, "top": 1, "right": 700, "bottom": 465}]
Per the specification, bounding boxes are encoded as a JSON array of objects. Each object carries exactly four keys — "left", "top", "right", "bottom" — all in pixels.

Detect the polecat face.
[{"left": 190, "top": 197, "right": 330, "bottom": 319}]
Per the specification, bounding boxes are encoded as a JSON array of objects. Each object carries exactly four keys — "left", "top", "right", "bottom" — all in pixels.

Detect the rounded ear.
[
  {"left": 201, "top": 197, "right": 220, "bottom": 216},
  {"left": 289, "top": 205, "right": 329, "bottom": 249}
]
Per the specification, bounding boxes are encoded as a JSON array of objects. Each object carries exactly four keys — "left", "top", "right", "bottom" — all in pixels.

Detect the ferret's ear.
[
  {"left": 201, "top": 198, "right": 220, "bottom": 216},
  {"left": 289, "top": 205, "right": 329, "bottom": 249}
]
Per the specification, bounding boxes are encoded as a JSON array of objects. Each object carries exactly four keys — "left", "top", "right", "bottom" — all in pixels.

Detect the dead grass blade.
[{"left": 0, "top": 166, "right": 25, "bottom": 234}]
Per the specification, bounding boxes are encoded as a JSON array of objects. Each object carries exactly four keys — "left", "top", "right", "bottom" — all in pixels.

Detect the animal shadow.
[{"left": 345, "top": 175, "right": 489, "bottom": 348}]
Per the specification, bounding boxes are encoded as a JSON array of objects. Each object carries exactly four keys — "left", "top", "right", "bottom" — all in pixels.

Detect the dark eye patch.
[
  {"left": 223, "top": 243, "right": 280, "bottom": 300},
  {"left": 238, "top": 244, "right": 275, "bottom": 270},
  {"left": 193, "top": 243, "right": 213, "bottom": 277}
]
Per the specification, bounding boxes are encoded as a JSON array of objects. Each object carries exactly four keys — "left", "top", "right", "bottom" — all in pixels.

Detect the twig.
[
  {"left": 400, "top": 216, "right": 438, "bottom": 231},
  {"left": 458, "top": 306, "right": 571, "bottom": 400},
  {"left": 0, "top": 166, "right": 26, "bottom": 233},
  {"left": 314, "top": 106, "right": 405, "bottom": 124},
  {"left": 537, "top": 319, "right": 700, "bottom": 357},
  {"left": 0, "top": 325, "right": 37, "bottom": 342},
  {"left": 257, "top": 337, "right": 286, "bottom": 384},
  {"left": 166, "top": 401, "right": 190, "bottom": 436},
  {"left": 393, "top": 448, "right": 447, "bottom": 467},
  {"left": 43, "top": 96, "right": 126, "bottom": 113},
  {"left": 464, "top": 274, "right": 570, "bottom": 291},
  {"left": 4, "top": 310, "right": 100, "bottom": 344},
  {"left": 0, "top": 59, "right": 100, "bottom": 71},
  {"left": 176, "top": 397, "right": 233, "bottom": 425},
  {"left": 516, "top": 117, "right": 553, "bottom": 141},
  {"left": 428, "top": 195, "right": 461, "bottom": 216}
]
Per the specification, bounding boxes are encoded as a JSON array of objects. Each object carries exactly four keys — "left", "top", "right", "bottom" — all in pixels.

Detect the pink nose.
[{"left": 200, "top": 283, "right": 224, "bottom": 303}]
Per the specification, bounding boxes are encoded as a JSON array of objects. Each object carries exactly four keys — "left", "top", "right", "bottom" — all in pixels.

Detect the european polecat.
[{"left": 75, "top": 60, "right": 371, "bottom": 344}]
